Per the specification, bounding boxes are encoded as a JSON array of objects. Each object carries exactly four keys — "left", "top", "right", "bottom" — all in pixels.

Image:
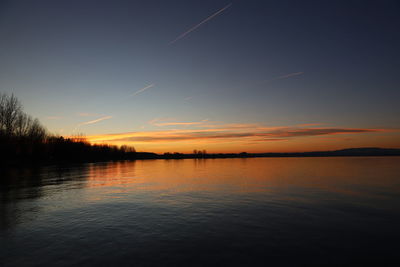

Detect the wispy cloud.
[
  {"left": 169, "top": 3, "right": 232, "bottom": 45},
  {"left": 76, "top": 112, "right": 97, "bottom": 117},
  {"left": 75, "top": 116, "right": 113, "bottom": 131},
  {"left": 251, "top": 72, "right": 304, "bottom": 88},
  {"left": 79, "top": 116, "right": 113, "bottom": 126},
  {"left": 87, "top": 123, "right": 386, "bottom": 145},
  {"left": 275, "top": 72, "right": 304, "bottom": 80},
  {"left": 296, "top": 123, "right": 325, "bottom": 127},
  {"left": 131, "top": 84, "right": 155, "bottom": 97},
  {"left": 149, "top": 118, "right": 209, "bottom": 127},
  {"left": 147, "top": 117, "right": 176, "bottom": 125}
]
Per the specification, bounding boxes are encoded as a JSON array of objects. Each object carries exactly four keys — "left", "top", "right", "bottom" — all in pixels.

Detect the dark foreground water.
[{"left": 1, "top": 157, "right": 400, "bottom": 266}]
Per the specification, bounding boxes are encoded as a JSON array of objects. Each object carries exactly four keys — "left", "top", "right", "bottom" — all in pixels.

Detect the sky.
[{"left": 0, "top": 0, "right": 399, "bottom": 153}]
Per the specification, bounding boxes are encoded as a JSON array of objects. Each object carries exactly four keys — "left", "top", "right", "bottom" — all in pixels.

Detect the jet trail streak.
[
  {"left": 132, "top": 84, "right": 155, "bottom": 97},
  {"left": 169, "top": 3, "right": 232, "bottom": 45}
]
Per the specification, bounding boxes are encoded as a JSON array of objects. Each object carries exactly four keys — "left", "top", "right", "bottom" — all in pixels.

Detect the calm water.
[{"left": 1, "top": 157, "right": 400, "bottom": 266}]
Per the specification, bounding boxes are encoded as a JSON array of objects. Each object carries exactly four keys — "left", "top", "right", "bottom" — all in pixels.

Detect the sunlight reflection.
[{"left": 83, "top": 157, "right": 400, "bottom": 201}]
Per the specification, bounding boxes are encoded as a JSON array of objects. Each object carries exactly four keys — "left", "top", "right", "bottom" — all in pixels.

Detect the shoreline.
[{"left": 2, "top": 148, "right": 400, "bottom": 168}]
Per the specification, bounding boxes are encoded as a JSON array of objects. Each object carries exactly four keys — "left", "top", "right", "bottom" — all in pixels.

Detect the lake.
[{"left": 1, "top": 157, "right": 400, "bottom": 266}]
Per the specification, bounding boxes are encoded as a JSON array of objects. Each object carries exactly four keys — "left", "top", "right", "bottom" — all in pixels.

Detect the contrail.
[
  {"left": 131, "top": 83, "right": 155, "bottom": 97},
  {"left": 150, "top": 119, "right": 209, "bottom": 127},
  {"left": 253, "top": 72, "right": 304, "bottom": 87},
  {"left": 275, "top": 72, "right": 304, "bottom": 80},
  {"left": 79, "top": 116, "right": 113, "bottom": 126},
  {"left": 74, "top": 116, "right": 113, "bottom": 132},
  {"left": 169, "top": 3, "right": 232, "bottom": 45}
]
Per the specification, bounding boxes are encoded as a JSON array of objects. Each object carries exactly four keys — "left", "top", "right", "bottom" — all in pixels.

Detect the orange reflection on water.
[{"left": 83, "top": 157, "right": 400, "bottom": 201}]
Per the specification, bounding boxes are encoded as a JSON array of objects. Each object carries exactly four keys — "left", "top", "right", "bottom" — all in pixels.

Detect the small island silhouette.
[{"left": 1, "top": 93, "right": 399, "bottom": 166}]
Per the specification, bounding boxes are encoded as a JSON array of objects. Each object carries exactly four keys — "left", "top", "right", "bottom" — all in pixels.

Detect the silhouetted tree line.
[
  {"left": 2, "top": 93, "right": 399, "bottom": 165},
  {"left": 0, "top": 93, "right": 136, "bottom": 165}
]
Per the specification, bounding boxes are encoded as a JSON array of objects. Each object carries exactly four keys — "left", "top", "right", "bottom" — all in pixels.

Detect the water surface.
[{"left": 1, "top": 157, "right": 400, "bottom": 266}]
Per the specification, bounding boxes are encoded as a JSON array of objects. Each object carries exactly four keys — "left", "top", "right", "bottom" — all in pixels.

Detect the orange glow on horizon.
[{"left": 71, "top": 123, "right": 400, "bottom": 153}]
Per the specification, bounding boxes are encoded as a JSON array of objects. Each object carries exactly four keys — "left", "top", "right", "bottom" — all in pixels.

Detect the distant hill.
[
  {"left": 329, "top": 147, "right": 400, "bottom": 156},
  {"left": 153, "top": 147, "right": 400, "bottom": 160},
  {"left": 252, "top": 147, "right": 400, "bottom": 158}
]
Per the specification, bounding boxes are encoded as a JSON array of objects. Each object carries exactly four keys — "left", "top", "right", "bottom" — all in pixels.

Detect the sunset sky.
[{"left": 0, "top": 0, "right": 399, "bottom": 153}]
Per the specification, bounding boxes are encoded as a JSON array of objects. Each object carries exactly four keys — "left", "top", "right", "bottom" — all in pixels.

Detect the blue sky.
[{"left": 0, "top": 0, "right": 399, "bottom": 152}]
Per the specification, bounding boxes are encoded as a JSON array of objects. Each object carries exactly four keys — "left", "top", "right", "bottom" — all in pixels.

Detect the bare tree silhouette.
[
  {"left": 0, "top": 93, "right": 47, "bottom": 141},
  {"left": 1, "top": 93, "right": 136, "bottom": 165}
]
